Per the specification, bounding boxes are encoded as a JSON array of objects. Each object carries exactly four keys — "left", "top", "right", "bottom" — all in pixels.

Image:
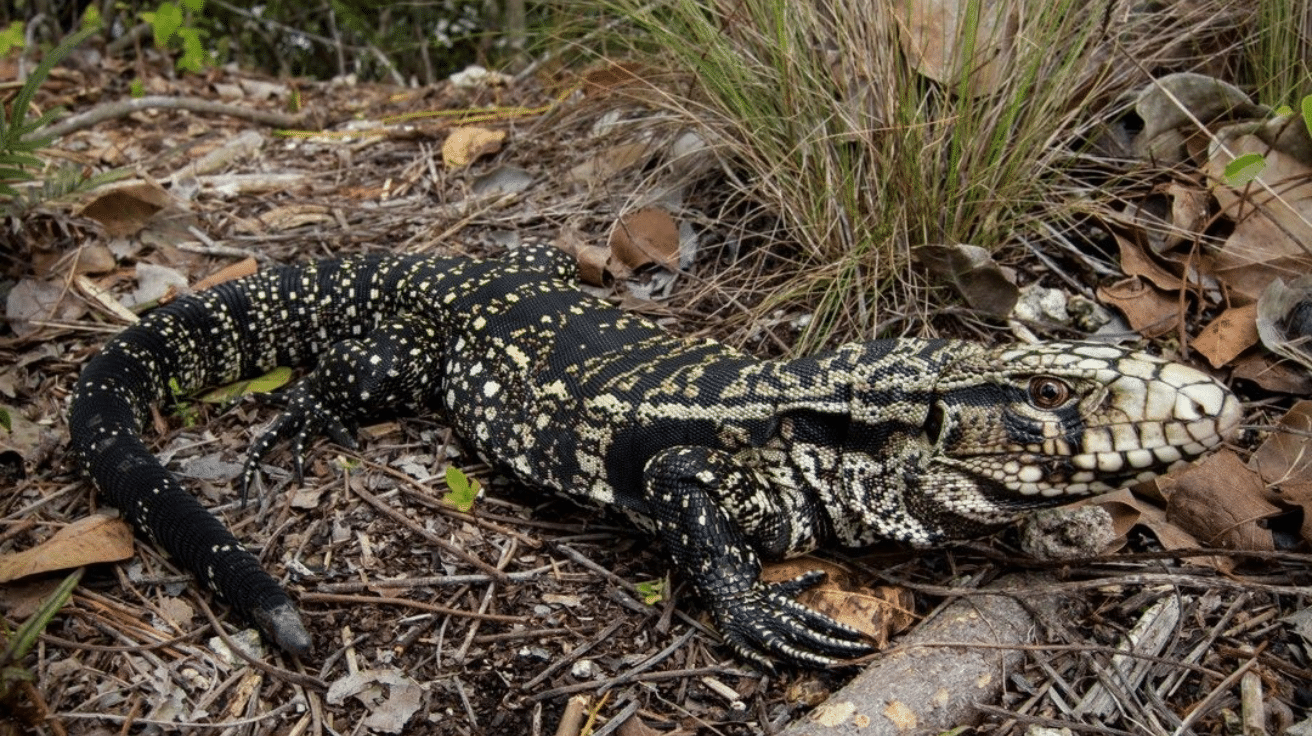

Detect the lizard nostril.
[{"left": 924, "top": 402, "right": 945, "bottom": 444}]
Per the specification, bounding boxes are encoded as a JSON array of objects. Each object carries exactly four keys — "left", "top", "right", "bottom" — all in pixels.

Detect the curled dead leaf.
[
  {"left": 609, "top": 209, "right": 680, "bottom": 272},
  {"left": 554, "top": 227, "right": 614, "bottom": 287},
  {"left": 442, "top": 126, "right": 506, "bottom": 168},
  {"left": 1205, "top": 127, "right": 1312, "bottom": 303},
  {"left": 193, "top": 258, "right": 259, "bottom": 292},
  {"left": 761, "top": 557, "right": 914, "bottom": 648},
  {"left": 1256, "top": 275, "right": 1312, "bottom": 372},
  {"left": 1231, "top": 351, "right": 1312, "bottom": 394},
  {"left": 893, "top": 0, "right": 1019, "bottom": 97}
]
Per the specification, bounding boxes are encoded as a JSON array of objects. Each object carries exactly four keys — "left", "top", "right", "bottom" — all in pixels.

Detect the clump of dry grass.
[{"left": 550, "top": 0, "right": 1277, "bottom": 352}]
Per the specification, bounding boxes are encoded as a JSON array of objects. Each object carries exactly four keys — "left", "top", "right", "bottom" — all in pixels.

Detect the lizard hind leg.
[{"left": 240, "top": 314, "right": 447, "bottom": 498}]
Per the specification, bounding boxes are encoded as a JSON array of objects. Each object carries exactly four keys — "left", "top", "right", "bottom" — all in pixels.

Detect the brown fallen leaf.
[
  {"left": 1161, "top": 450, "right": 1276, "bottom": 552},
  {"left": 1249, "top": 400, "right": 1312, "bottom": 540},
  {"left": 1205, "top": 126, "right": 1312, "bottom": 303},
  {"left": 442, "top": 126, "right": 505, "bottom": 168},
  {"left": 0, "top": 514, "right": 135, "bottom": 583},
  {"left": 1098, "top": 488, "right": 1199, "bottom": 551},
  {"left": 1194, "top": 303, "right": 1259, "bottom": 368},
  {"left": 554, "top": 226, "right": 615, "bottom": 287},
  {"left": 893, "top": 0, "right": 1018, "bottom": 97},
  {"left": 1231, "top": 351, "right": 1312, "bottom": 394},
  {"left": 567, "top": 141, "right": 654, "bottom": 184},
  {"left": 609, "top": 208, "right": 680, "bottom": 272},
  {"left": 762, "top": 557, "right": 915, "bottom": 648},
  {"left": 75, "top": 180, "right": 177, "bottom": 238},
  {"left": 1114, "top": 230, "right": 1185, "bottom": 291},
  {"left": 916, "top": 243, "right": 1019, "bottom": 319},
  {"left": 1097, "top": 276, "right": 1182, "bottom": 337}
]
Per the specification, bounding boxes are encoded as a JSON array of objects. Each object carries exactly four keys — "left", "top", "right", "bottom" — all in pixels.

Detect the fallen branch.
[{"left": 34, "top": 95, "right": 313, "bottom": 142}]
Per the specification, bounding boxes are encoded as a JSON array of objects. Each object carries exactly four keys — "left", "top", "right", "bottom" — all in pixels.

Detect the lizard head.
[{"left": 833, "top": 341, "right": 1241, "bottom": 545}]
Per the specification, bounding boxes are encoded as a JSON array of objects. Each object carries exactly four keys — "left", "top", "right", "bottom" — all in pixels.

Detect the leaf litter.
[{"left": 0, "top": 13, "right": 1309, "bottom": 736}]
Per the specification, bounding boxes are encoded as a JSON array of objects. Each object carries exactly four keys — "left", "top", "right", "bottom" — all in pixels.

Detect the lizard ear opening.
[{"left": 923, "top": 401, "right": 946, "bottom": 445}]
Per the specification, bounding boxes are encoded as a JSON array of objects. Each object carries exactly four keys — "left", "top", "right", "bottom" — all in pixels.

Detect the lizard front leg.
[
  {"left": 241, "top": 315, "right": 445, "bottom": 497},
  {"left": 642, "top": 446, "right": 873, "bottom": 668}
]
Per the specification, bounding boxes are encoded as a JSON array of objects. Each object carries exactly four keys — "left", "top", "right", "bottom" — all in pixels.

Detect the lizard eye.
[{"left": 1029, "top": 376, "right": 1071, "bottom": 409}]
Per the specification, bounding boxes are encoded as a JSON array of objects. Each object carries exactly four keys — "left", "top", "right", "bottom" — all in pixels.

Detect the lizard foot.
[
  {"left": 240, "top": 382, "right": 359, "bottom": 501},
  {"left": 712, "top": 570, "right": 874, "bottom": 669}
]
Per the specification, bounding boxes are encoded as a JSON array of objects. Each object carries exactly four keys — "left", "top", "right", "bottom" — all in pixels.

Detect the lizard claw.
[
  {"left": 711, "top": 570, "right": 874, "bottom": 669},
  {"left": 240, "top": 383, "right": 358, "bottom": 502}
]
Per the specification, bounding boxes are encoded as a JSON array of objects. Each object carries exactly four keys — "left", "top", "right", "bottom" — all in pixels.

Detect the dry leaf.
[
  {"left": 1114, "top": 231, "right": 1185, "bottom": 291},
  {"left": 66, "top": 244, "right": 117, "bottom": 276},
  {"left": 1194, "top": 303, "right": 1259, "bottom": 368},
  {"left": 762, "top": 558, "right": 914, "bottom": 648},
  {"left": 1134, "top": 73, "right": 1263, "bottom": 164},
  {"left": 797, "top": 586, "right": 916, "bottom": 648},
  {"left": 609, "top": 209, "right": 680, "bottom": 272},
  {"left": 0, "top": 514, "right": 135, "bottom": 583},
  {"left": 1098, "top": 488, "right": 1199, "bottom": 551},
  {"left": 1097, "top": 277, "right": 1182, "bottom": 337},
  {"left": 582, "top": 61, "right": 649, "bottom": 95},
  {"left": 442, "top": 126, "right": 505, "bottom": 168},
  {"left": 257, "top": 204, "right": 334, "bottom": 231},
  {"left": 1250, "top": 400, "right": 1312, "bottom": 486},
  {"left": 1205, "top": 128, "right": 1312, "bottom": 303},
  {"left": 5, "top": 278, "right": 86, "bottom": 337},
  {"left": 554, "top": 227, "right": 614, "bottom": 286},
  {"left": 1256, "top": 275, "right": 1312, "bottom": 372},
  {"left": 0, "top": 403, "right": 45, "bottom": 458},
  {"left": 1249, "top": 401, "right": 1312, "bottom": 540},
  {"left": 917, "top": 244, "right": 1018, "bottom": 318},
  {"left": 1231, "top": 351, "right": 1312, "bottom": 394},
  {"left": 1161, "top": 450, "right": 1276, "bottom": 552},
  {"left": 1163, "top": 181, "right": 1211, "bottom": 251},
  {"left": 567, "top": 142, "right": 653, "bottom": 184},
  {"left": 893, "top": 0, "right": 1020, "bottom": 96},
  {"left": 326, "top": 669, "right": 423, "bottom": 733},
  {"left": 75, "top": 180, "right": 177, "bottom": 237}
]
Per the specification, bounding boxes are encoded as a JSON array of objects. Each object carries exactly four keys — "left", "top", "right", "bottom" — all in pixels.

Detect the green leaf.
[
  {"left": 635, "top": 578, "right": 667, "bottom": 605},
  {"left": 442, "top": 466, "right": 480, "bottom": 512},
  {"left": 197, "top": 366, "right": 293, "bottom": 403},
  {"left": 182, "top": 0, "right": 205, "bottom": 12},
  {"left": 147, "top": 1, "right": 184, "bottom": 47},
  {"left": 0, "top": 406, "right": 10, "bottom": 433},
  {"left": 175, "top": 27, "right": 205, "bottom": 73},
  {"left": 0, "top": 21, "right": 24, "bottom": 56},
  {"left": 1223, "top": 152, "right": 1266, "bottom": 186},
  {"left": 1302, "top": 94, "right": 1312, "bottom": 142},
  {"left": 6, "top": 25, "right": 97, "bottom": 144}
]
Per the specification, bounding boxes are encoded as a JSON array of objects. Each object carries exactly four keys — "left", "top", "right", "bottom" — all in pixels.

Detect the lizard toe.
[{"left": 714, "top": 576, "right": 874, "bottom": 668}]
